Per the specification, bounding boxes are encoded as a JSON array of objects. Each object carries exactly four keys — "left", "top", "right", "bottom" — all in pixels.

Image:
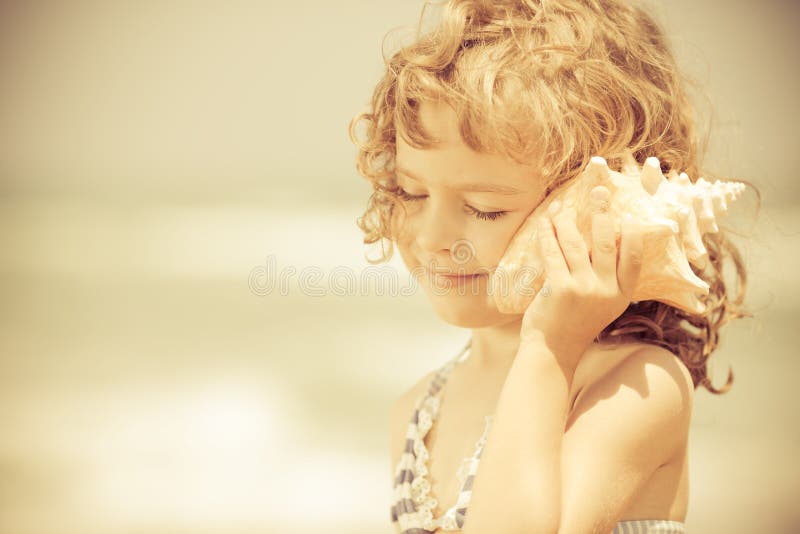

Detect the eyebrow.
[{"left": 395, "top": 166, "right": 523, "bottom": 195}]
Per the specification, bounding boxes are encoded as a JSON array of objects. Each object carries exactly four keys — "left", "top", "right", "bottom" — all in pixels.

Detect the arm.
[
  {"left": 463, "top": 341, "right": 693, "bottom": 534},
  {"left": 462, "top": 333, "right": 572, "bottom": 534}
]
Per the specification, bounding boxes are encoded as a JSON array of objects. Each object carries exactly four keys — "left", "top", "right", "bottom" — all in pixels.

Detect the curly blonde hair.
[{"left": 348, "top": 0, "right": 759, "bottom": 394}]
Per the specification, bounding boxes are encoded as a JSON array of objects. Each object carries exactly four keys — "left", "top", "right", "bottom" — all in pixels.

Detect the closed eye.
[{"left": 394, "top": 186, "right": 508, "bottom": 222}]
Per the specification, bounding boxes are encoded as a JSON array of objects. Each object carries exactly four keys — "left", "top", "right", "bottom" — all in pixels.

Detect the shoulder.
[
  {"left": 608, "top": 343, "right": 695, "bottom": 428},
  {"left": 628, "top": 343, "right": 695, "bottom": 397},
  {"left": 568, "top": 342, "right": 694, "bottom": 459},
  {"left": 614, "top": 343, "right": 695, "bottom": 412},
  {"left": 573, "top": 341, "right": 694, "bottom": 406}
]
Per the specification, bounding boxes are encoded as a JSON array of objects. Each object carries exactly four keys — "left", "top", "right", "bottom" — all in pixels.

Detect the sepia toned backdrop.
[{"left": 1, "top": 1, "right": 798, "bottom": 533}]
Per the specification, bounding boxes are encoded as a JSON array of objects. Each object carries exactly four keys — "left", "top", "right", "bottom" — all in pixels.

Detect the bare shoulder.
[
  {"left": 573, "top": 341, "right": 694, "bottom": 402},
  {"left": 569, "top": 342, "right": 694, "bottom": 457},
  {"left": 627, "top": 343, "right": 695, "bottom": 397},
  {"left": 389, "top": 369, "right": 439, "bottom": 475},
  {"left": 628, "top": 344, "right": 695, "bottom": 437},
  {"left": 617, "top": 342, "right": 695, "bottom": 410}
]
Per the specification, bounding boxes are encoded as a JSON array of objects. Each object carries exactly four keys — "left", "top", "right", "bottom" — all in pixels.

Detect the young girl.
[{"left": 349, "top": 1, "right": 753, "bottom": 532}]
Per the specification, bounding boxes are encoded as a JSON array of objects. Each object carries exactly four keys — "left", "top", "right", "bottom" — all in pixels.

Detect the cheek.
[
  {"left": 395, "top": 240, "right": 415, "bottom": 271},
  {"left": 390, "top": 210, "right": 416, "bottom": 264},
  {"left": 389, "top": 204, "right": 412, "bottom": 245},
  {"left": 471, "top": 222, "right": 523, "bottom": 266}
]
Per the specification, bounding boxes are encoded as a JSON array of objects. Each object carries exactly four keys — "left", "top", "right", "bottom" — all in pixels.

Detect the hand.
[{"left": 520, "top": 186, "right": 644, "bottom": 371}]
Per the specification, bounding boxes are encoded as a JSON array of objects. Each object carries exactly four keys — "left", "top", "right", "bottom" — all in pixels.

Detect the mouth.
[
  {"left": 433, "top": 272, "right": 485, "bottom": 278},
  {"left": 419, "top": 261, "right": 497, "bottom": 276},
  {"left": 425, "top": 269, "right": 489, "bottom": 284}
]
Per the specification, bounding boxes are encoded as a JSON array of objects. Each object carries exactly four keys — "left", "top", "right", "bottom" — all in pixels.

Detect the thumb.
[{"left": 618, "top": 214, "right": 643, "bottom": 299}]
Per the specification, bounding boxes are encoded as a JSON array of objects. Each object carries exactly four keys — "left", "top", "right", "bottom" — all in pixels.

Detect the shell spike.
[
  {"left": 640, "top": 157, "right": 666, "bottom": 195},
  {"left": 711, "top": 187, "right": 728, "bottom": 213},
  {"left": 584, "top": 156, "right": 610, "bottom": 185},
  {"left": 667, "top": 169, "right": 679, "bottom": 181},
  {"left": 694, "top": 195, "right": 719, "bottom": 234},
  {"left": 621, "top": 148, "right": 639, "bottom": 175},
  {"left": 676, "top": 206, "right": 708, "bottom": 269}
]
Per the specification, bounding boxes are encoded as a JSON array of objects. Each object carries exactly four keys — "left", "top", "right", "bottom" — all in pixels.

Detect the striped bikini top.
[{"left": 390, "top": 340, "right": 687, "bottom": 534}]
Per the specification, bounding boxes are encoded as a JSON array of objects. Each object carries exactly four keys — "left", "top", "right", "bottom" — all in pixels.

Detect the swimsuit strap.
[
  {"left": 425, "top": 337, "right": 473, "bottom": 398},
  {"left": 429, "top": 338, "right": 472, "bottom": 395},
  {"left": 445, "top": 337, "right": 472, "bottom": 371}
]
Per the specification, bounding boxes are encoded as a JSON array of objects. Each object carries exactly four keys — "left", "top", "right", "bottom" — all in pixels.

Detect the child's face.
[{"left": 393, "top": 101, "right": 548, "bottom": 328}]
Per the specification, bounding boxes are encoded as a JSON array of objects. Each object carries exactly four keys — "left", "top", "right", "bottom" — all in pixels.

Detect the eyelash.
[{"left": 394, "top": 187, "right": 508, "bottom": 221}]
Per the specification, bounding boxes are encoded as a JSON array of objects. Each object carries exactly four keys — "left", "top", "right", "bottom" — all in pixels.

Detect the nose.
[{"left": 411, "top": 198, "right": 462, "bottom": 257}]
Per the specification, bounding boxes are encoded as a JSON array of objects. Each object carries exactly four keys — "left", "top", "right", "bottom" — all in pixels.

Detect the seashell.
[{"left": 491, "top": 149, "right": 746, "bottom": 315}]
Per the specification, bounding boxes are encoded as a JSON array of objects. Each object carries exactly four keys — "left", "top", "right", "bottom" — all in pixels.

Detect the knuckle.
[
  {"left": 576, "top": 284, "right": 596, "bottom": 299},
  {"left": 599, "top": 286, "right": 617, "bottom": 300},
  {"left": 595, "top": 240, "right": 616, "bottom": 254},
  {"left": 561, "top": 239, "right": 585, "bottom": 253},
  {"left": 563, "top": 281, "right": 582, "bottom": 297},
  {"left": 570, "top": 288, "right": 587, "bottom": 300}
]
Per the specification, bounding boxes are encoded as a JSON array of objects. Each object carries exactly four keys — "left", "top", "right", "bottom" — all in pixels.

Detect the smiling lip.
[
  {"left": 429, "top": 271, "right": 486, "bottom": 289},
  {"left": 426, "top": 269, "right": 487, "bottom": 279}
]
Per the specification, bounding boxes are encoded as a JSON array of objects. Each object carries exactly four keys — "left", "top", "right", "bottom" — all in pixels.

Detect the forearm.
[{"left": 462, "top": 333, "right": 576, "bottom": 534}]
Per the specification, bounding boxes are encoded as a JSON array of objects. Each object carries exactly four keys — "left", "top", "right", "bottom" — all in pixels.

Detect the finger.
[
  {"left": 537, "top": 211, "right": 570, "bottom": 284},
  {"left": 589, "top": 186, "right": 616, "bottom": 282},
  {"left": 550, "top": 202, "right": 592, "bottom": 279},
  {"left": 618, "top": 214, "right": 644, "bottom": 299}
]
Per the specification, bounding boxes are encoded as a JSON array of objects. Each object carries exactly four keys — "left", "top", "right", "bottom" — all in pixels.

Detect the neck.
[{"left": 466, "top": 316, "right": 524, "bottom": 373}]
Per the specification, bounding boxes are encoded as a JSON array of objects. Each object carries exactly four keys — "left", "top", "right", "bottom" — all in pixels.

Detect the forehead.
[{"left": 395, "top": 101, "right": 542, "bottom": 192}]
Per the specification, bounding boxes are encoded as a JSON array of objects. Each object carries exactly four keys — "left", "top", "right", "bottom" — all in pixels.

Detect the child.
[{"left": 348, "top": 1, "right": 754, "bottom": 532}]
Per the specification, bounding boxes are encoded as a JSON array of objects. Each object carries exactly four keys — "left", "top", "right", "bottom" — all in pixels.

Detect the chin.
[
  {"left": 432, "top": 305, "right": 504, "bottom": 328},
  {"left": 429, "top": 299, "right": 522, "bottom": 329},
  {"left": 419, "top": 274, "right": 516, "bottom": 329}
]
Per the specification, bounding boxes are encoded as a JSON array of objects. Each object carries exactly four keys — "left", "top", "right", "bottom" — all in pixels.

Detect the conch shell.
[{"left": 491, "top": 150, "right": 746, "bottom": 315}]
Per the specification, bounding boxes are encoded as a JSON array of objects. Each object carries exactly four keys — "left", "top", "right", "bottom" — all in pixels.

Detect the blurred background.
[{"left": 0, "top": 1, "right": 797, "bottom": 533}]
